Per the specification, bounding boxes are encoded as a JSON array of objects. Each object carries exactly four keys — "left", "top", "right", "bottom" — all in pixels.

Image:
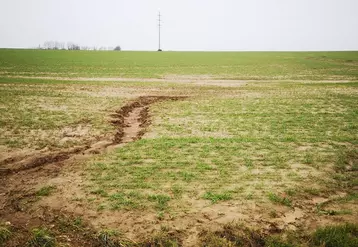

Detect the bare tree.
[
  {"left": 43, "top": 41, "right": 66, "bottom": 50},
  {"left": 53, "top": 41, "right": 61, "bottom": 50},
  {"left": 58, "top": 42, "right": 65, "bottom": 50},
  {"left": 41, "top": 41, "right": 115, "bottom": 51},
  {"left": 67, "top": 42, "right": 80, "bottom": 50},
  {"left": 43, "top": 41, "right": 53, "bottom": 49}
]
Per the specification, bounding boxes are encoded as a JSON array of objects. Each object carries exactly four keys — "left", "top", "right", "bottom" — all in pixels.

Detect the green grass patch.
[
  {"left": 199, "top": 223, "right": 358, "bottom": 247},
  {"left": 268, "top": 192, "right": 292, "bottom": 207},
  {"left": 109, "top": 192, "right": 143, "bottom": 210},
  {"left": 312, "top": 223, "right": 358, "bottom": 247},
  {"left": 148, "top": 194, "right": 171, "bottom": 211},
  {"left": 36, "top": 186, "right": 56, "bottom": 197},
  {"left": 27, "top": 228, "right": 55, "bottom": 247},
  {"left": 0, "top": 224, "right": 11, "bottom": 246},
  {"left": 335, "top": 149, "right": 358, "bottom": 172},
  {"left": 202, "top": 191, "right": 232, "bottom": 203}
]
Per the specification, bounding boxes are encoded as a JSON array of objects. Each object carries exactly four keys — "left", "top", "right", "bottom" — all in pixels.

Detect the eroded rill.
[{"left": 0, "top": 96, "right": 186, "bottom": 175}]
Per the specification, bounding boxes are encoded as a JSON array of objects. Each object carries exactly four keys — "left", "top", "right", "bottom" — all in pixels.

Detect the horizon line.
[{"left": 0, "top": 48, "right": 358, "bottom": 52}]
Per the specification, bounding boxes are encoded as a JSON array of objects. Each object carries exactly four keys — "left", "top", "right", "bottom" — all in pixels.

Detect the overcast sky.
[{"left": 0, "top": 0, "right": 357, "bottom": 51}]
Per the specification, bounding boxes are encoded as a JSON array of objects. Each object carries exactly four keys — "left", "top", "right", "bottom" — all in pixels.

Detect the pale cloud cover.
[{"left": 0, "top": 0, "right": 357, "bottom": 51}]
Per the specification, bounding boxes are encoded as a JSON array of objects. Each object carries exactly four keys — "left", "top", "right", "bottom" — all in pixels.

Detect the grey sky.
[{"left": 0, "top": 0, "right": 357, "bottom": 51}]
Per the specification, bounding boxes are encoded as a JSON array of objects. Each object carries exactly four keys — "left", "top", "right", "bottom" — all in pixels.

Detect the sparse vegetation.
[
  {"left": 27, "top": 228, "right": 55, "bottom": 247},
  {"left": 268, "top": 192, "right": 292, "bottom": 207},
  {"left": 1, "top": 50, "right": 357, "bottom": 246},
  {"left": 200, "top": 223, "right": 358, "bottom": 247},
  {"left": 0, "top": 224, "right": 11, "bottom": 246},
  {"left": 36, "top": 186, "right": 56, "bottom": 197},
  {"left": 312, "top": 223, "right": 358, "bottom": 247},
  {"left": 145, "top": 230, "right": 182, "bottom": 247},
  {"left": 97, "top": 229, "right": 128, "bottom": 247},
  {"left": 148, "top": 194, "right": 171, "bottom": 211},
  {"left": 199, "top": 223, "right": 267, "bottom": 247},
  {"left": 203, "top": 191, "right": 232, "bottom": 203}
]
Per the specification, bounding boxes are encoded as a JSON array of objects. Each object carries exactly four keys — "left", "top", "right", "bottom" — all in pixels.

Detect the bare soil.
[
  {"left": 0, "top": 95, "right": 356, "bottom": 246},
  {"left": 7, "top": 75, "right": 355, "bottom": 87},
  {"left": 0, "top": 96, "right": 186, "bottom": 246}
]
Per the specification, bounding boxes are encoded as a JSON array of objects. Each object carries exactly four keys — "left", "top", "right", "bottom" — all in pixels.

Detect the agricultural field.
[{"left": 0, "top": 49, "right": 358, "bottom": 246}]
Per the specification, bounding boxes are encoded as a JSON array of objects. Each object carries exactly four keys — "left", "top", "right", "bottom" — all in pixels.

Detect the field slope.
[{"left": 0, "top": 50, "right": 357, "bottom": 247}]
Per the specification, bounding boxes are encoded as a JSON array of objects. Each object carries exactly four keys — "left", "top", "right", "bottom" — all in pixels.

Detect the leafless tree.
[
  {"left": 42, "top": 41, "right": 66, "bottom": 50},
  {"left": 43, "top": 41, "right": 54, "bottom": 49},
  {"left": 67, "top": 42, "right": 80, "bottom": 50},
  {"left": 58, "top": 42, "right": 65, "bottom": 50}
]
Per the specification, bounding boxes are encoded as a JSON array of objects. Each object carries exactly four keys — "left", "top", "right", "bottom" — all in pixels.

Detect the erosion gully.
[{"left": 0, "top": 96, "right": 186, "bottom": 246}]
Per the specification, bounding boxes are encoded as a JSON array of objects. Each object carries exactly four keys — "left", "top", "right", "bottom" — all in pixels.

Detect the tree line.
[{"left": 39, "top": 41, "right": 121, "bottom": 51}]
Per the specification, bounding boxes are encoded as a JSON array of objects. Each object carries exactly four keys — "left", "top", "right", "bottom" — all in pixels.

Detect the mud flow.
[
  {"left": 0, "top": 96, "right": 186, "bottom": 246},
  {"left": 0, "top": 96, "right": 185, "bottom": 175},
  {"left": 111, "top": 96, "right": 185, "bottom": 144}
]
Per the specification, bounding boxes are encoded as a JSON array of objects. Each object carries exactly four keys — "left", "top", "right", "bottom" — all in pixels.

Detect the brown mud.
[
  {"left": 0, "top": 95, "right": 356, "bottom": 246},
  {"left": 0, "top": 96, "right": 186, "bottom": 247},
  {"left": 0, "top": 146, "right": 86, "bottom": 176},
  {"left": 111, "top": 96, "right": 186, "bottom": 144},
  {"left": 0, "top": 96, "right": 184, "bottom": 175}
]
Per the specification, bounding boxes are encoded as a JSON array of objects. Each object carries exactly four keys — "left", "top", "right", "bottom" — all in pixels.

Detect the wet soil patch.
[
  {"left": 111, "top": 96, "right": 186, "bottom": 144},
  {"left": 0, "top": 95, "right": 188, "bottom": 246},
  {"left": 0, "top": 146, "right": 87, "bottom": 176},
  {"left": 0, "top": 96, "right": 186, "bottom": 175}
]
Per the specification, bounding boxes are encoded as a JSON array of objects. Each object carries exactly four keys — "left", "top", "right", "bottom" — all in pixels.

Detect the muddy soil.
[
  {"left": 111, "top": 96, "right": 185, "bottom": 144},
  {"left": 0, "top": 96, "right": 185, "bottom": 246},
  {"left": 0, "top": 95, "right": 356, "bottom": 246}
]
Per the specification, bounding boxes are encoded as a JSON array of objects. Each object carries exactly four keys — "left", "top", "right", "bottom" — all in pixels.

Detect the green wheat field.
[{"left": 0, "top": 49, "right": 357, "bottom": 246}]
